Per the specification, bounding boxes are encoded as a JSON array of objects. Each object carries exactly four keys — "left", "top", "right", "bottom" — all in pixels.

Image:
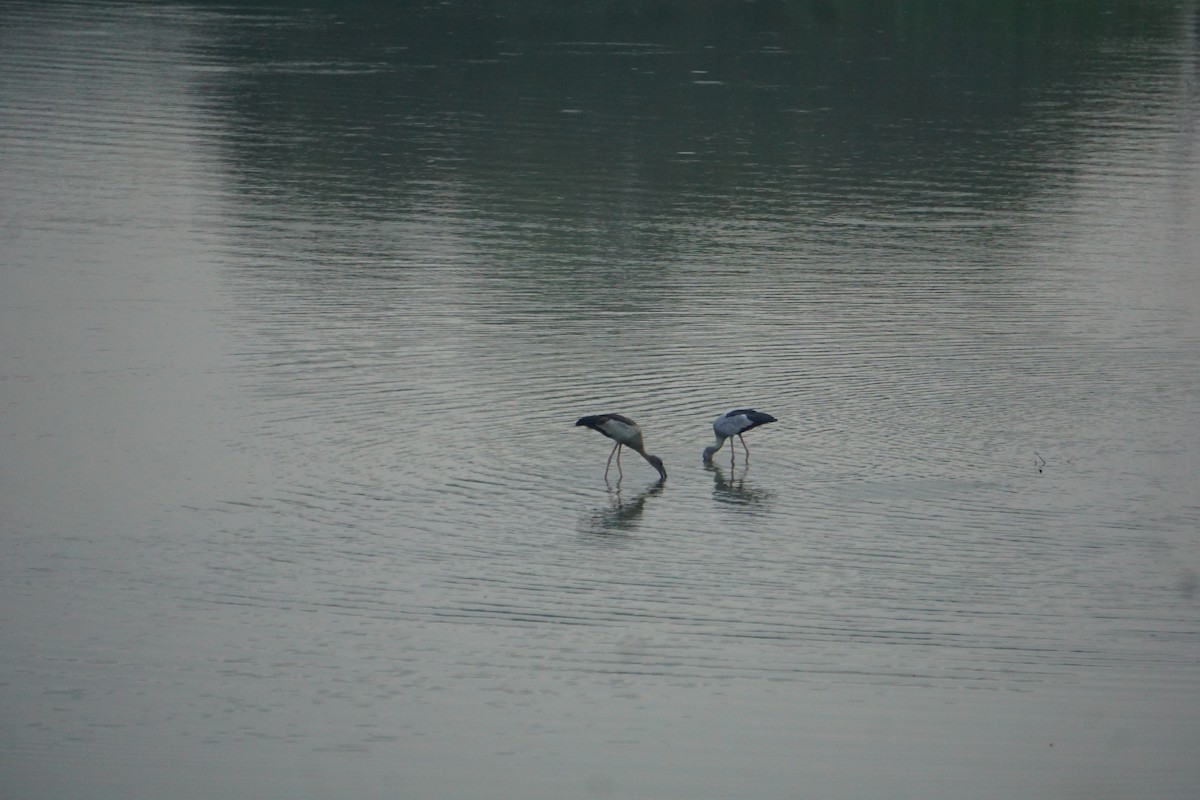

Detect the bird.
[
  {"left": 575, "top": 413, "right": 667, "bottom": 482},
  {"left": 703, "top": 409, "right": 777, "bottom": 464}
]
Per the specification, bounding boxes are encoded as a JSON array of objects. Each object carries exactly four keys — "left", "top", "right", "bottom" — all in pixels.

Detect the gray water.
[{"left": 2, "top": 2, "right": 1199, "bottom": 798}]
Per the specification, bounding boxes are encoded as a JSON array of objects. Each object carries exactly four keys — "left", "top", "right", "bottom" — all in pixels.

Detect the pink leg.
[
  {"left": 739, "top": 435, "right": 751, "bottom": 459},
  {"left": 604, "top": 443, "right": 621, "bottom": 479}
]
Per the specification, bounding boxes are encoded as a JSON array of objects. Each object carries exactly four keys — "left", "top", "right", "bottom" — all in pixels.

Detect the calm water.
[{"left": 2, "top": 2, "right": 1199, "bottom": 798}]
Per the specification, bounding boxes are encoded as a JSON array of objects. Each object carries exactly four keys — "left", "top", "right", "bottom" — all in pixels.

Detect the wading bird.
[
  {"left": 703, "top": 409, "right": 777, "bottom": 464},
  {"left": 575, "top": 413, "right": 667, "bottom": 482}
]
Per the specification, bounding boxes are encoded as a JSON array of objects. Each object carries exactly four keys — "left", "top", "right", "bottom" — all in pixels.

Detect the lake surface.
[{"left": 2, "top": 2, "right": 1199, "bottom": 798}]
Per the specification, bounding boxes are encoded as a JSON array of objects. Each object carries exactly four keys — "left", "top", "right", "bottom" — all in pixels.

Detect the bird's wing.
[
  {"left": 577, "top": 413, "right": 641, "bottom": 443},
  {"left": 715, "top": 409, "right": 776, "bottom": 435}
]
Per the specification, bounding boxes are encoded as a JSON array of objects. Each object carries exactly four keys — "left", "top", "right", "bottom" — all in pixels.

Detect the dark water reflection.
[
  {"left": 581, "top": 481, "right": 665, "bottom": 536},
  {"left": 706, "top": 463, "right": 776, "bottom": 511},
  {"left": 2, "top": 2, "right": 1199, "bottom": 799}
]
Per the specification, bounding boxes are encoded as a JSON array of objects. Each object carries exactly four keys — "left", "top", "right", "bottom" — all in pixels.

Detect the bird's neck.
[{"left": 702, "top": 437, "right": 727, "bottom": 462}]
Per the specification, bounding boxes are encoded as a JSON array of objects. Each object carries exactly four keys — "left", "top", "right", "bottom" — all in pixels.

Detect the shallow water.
[{"left": 2, "top": 2, "right": 1199, "bottom": 798}]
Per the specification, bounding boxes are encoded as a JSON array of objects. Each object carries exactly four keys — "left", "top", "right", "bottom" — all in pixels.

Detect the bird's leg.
[
  {"left": 738, "top": 434, "right": 751, "bottom": 459},
  {"left": 604, "top": 442, "right": 620, "bottom": 479},
  {"left": 616, "top": 443, "right": 624, "bottom": 476}
]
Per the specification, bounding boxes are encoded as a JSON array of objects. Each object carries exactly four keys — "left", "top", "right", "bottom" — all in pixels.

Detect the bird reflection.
[
  {"left": 706, "top": 462, "right": 773, "bottom": 508},
  {"left": 584, "top": 480, "right": 665, "bottom": 534}
]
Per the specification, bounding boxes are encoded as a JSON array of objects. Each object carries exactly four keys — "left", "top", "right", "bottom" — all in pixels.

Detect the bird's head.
[{"left": 647, "top": 455, "right": 667, "bottom": 482}]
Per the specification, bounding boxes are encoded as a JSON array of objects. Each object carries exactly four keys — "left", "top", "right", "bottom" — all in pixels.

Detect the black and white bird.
[
  {"left": 575, "top": 413, "right": 667, "bottom": 482},
  {"left": 703, "top": 409, "right": 777, "bottom": 464}
]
